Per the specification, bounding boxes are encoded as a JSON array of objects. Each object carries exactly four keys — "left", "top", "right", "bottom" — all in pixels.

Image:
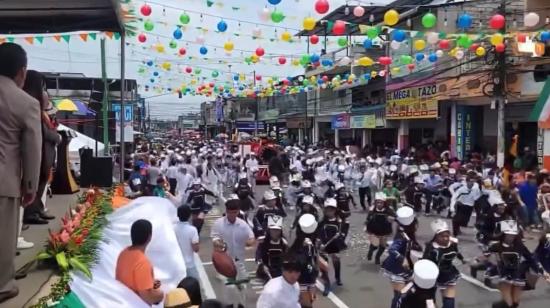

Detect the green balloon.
[
  {"left": 212, "top": 71, "right": 219, "bottom": 78},
  {"left": 400, "top": 55, "right": 412, "bottom": 64},
  {"left": 271, "top": 10, "right": 285, "bottom": 23},
  {"left": 337, "top": 37, "right": 348, "bottom": 47},
  {"left": 245, "top": 57, "right": 252, "bottom": 64},
  {"left": 169, "top": 40, "right": 177, "bottom": 49},
  {"left": 366, "top": 27, "right": 379, "bottom": 39},
  {"left": 457, "top": 34, "right": 472, "bottom": 48},
  {"left": 180, "top": 13, "right": 190, "bottom": 24},
  {"left": 300, "top": 54, "right": 310, "bottom": 65},
  {"left": 195, "top": 68, "right": 202, "bottom": 75},
  {"left": 302, "top": 80, "right": 309, "bottom": 86},
  {"left": 144, "top": 20, "right": 154, "bottom": 31},
  {"left": 421, "top": 13, "right": 437, "bottom": 28}
]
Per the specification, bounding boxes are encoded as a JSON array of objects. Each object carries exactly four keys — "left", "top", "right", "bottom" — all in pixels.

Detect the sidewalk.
[{"left": 1, "top": 193, "right": 80, "bottom": 308}]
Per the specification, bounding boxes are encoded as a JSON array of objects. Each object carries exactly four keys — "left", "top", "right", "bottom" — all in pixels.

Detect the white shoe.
[{"left": 17, "top": 237, "right": 34, "bottom": 249}]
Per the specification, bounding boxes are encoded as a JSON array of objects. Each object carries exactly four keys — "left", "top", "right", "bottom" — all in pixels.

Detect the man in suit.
[{"left": 0, "top": 43, "right": 42, "bottom": 303}]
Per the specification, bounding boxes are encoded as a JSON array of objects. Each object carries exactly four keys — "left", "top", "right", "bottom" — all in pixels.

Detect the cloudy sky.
[{"left": 23, "top": 0, "right": 390, "bottom": 119}]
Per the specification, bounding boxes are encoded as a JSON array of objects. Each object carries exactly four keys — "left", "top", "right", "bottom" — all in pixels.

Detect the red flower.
[{"left": 74, "top": 236, "right": 83, "bottom": 246}]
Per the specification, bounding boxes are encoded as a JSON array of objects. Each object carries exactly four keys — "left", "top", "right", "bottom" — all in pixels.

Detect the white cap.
[
  {"left": 375, "top": 192, "right": 387, "bottom": 201},
  {"left": 250, "top": 152, "right": 256, "bottom": 156},
  {"left": 305, "top": 159, "right": 313, "bottom": 165},
  {"left": 264, "top": 190, "right": 277, "bottom": 201},
  {"left": 396, "top": 206, "right": 415, "bottom": 226},
  {"left": 449, "top": 168, "right": 456, "bottom": 175},
  {"left": 389, "top": 165, "right": 397, "bottom": 172},
  {"left": 238, "top": 172, "right": 248, "bottom": 180},
  {"left": 334, "top": 182, "right": 344, "bottom": 190},
  {"left": 375, "top": 158, "right": 383, "bottom": 165},
  {"left": 413, "top": 259, "right": 439, "bottom": 289},
  {"left": 302, "top": 195, "right": 314, "bottom": 204},
  {"left": 227, "top": 194, "right": 239, "bottom": 201},
  {"left": 302, "top": 180, "right": 312, "bottom": 188},
  {"left": 333, "top": 150, "right": 339, "bottom": 155},
  {"left": 299, "top": 214, "right": 318, "bottom": 234},
  {"left": 324, "top": 198, "right": 337, "bottom": 208},
  {"left": 430, "top": 219, "right": 450, "bottom": 234},
  {"left": 499, "top": 220, "right": 519, "bottom": 235},
  {"left": 419, "top": 164, "right": 429, "bottom": 171},
  {"left": 337, "top": 165, "right": 346, "bottom": 172},
  {"left": 192, "top": 179, "right": 202, "bottom": 185},
  {"left": 414, "top": 176, "right": 424, "bottom": 184},
  {"left": 267, "top": 216, "right": 283, "bottom": 230},
  {"left": 291, "top": 173, "right": 302, "bottom": 182}
]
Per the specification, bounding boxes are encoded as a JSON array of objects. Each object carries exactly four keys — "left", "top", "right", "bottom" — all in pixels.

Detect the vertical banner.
[
  {"left": 112, "top": 103, "right": 134, "bottom": 142},
  {"left": 456, "top": 106, "right": 476, "bottom": 161},
  {"left": 537, "top": 128, "right": 544, "bottom": 168}
]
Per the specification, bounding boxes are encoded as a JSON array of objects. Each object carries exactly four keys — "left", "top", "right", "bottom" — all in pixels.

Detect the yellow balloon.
[
  {"left": 391, "top": 67, "right": 401, "bottom": 73},
  {"left": 224, "top": 41, "right": 234, "bottom": 52},
  {"left": 292, "top": 58, "right": 300, "bottom": 66},
  {"left": 475, "top": 46, "right": 486, "bottom": 56},
  {"left": 155, "top": 44, "right": 165, "bottom": 53},
  {"left": 370, "top": 71, "right": 378, "bottom": 78},
  {"left": 384, "top": 9, "right": 399, "bottom": 26},
  {"left": 190, "top": 79, "right": 197, "bottom": 85},
  {"left": 162, "top": 62, "right": 171, "bottom": 70},
  {"left": 251, "top": 54, "right": 259, "bottom": 63},
  {"left": 358, "top": 56, "right": 374, "bottom": 66},
  {"left": 239, "top": 73, "right": 246, "bottom": 81},
  {"left": 310, "top": 76, "right": 316, "bottom": 82},
  {"left": 281, "top": 31, "right": 292, "bottom": 42},
  {"left": 490, "top": 33, "right": 504, "bottom": 46},
  {"left": 348, "top": 73, "right": 356, "bottom": 81},
  {"left": 303, "top": 17, "right": 316, "bottom": 31},
  {"left": 414, "top": 39, "right": 426, "bottom": 51}
]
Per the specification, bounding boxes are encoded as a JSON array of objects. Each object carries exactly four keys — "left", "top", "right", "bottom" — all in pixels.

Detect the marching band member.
[
  {"left": 256, "top": 216, "right": 288, "bottom": 281},
  {"left": 365, "top": 192, "right": 395, "bottom": 264},
  {"left": 397, "top": 260, "right": 439, "bottom": 308},
  {"left": 318, "top": 198, "right": 347, "bottom": 294}
]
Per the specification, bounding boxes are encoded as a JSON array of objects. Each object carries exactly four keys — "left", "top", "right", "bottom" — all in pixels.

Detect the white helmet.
[
  {"left": 499, "top": 220, "right": 519, "bottom": 235},
  {"left": 324, "top": 198, "right": 337, "bottom": 208},
  {"left": 414, "top": 176, "right": 424, "bottom": 184},
  {"left": 396, "top": 206, "right": 415, "bottom": 226},
  {"left": 299, "top": 214, "right": 318, "bottom": 234},
  {"left": 413, "top": 260, "right": 439, "bottom": 289},
  {"left": 192, "top": 179, "right": 202, "bottom": 185},
  {"left": 430, "top": 219, "right": 450, "bottom": 234},
  {"left": 334, "top": 182, "right": 345, "bottom": 190},
  {"left": 302, "top": 180, "right": 312, "bottom": 188},
  {"left": 302, "top": 195, "right": 314, "bottom": 205},
  {"left": 264, "top": 190, "right": 277, "bottom": 201},
  {"left": 375, "top": 192, "right": 387, "bottom": 202},
  {"left": 267, "top": 216, "right": 283, "bottom": 230},
  {"left": 337, "top": 165, "right": 346, "bottom": 172}
]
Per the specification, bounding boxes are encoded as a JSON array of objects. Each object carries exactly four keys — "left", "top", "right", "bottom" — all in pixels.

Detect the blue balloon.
[
  {"left": 317, "top": 79, "right": 324, "bottom": 85},
  {"left": 541, "top": 31, "right": 550, "bottom": 42},
  {"left": 457, "top": 14, "right": 472, "bottom": 29},
  {"left": 146, "top": 60, "right": 153, "bottom": 66},
  {"left": 363, "top": 39, "right": 373, "bottom": 49},
  {"left": 217, "top": 20, "right": 228, "bottom": 32},
  {"left": 233, "top": 74, "right": 239, "bottom": 81},
  {"left": 321, "top": 59, "right": 332, "bottom": 67},
  {"left": 310, "top": 53, "right": 320, "bottom": 63},
  {"left": 153, "top": 71, "right": 159, "bottom": 76},
  {"left": 199, "top": 46, "right": 208, "bottom": 55},
  {"left": 363, "top": 74, "right": 371, "bottom": 80},
  {"left": 428, "top": 53, "right": 438, "bottom": 63},
  {"left": 392, "top": 30, "right": 406, "bottom": 42},
  {"left": 239, "top": 86, "right": 244, "bottom": 90},
  {"left": 173, "top": 28, "right": 183, "bottom": 39},
  {"left": 268, "top": 0, "right": 281, "bottom": 4},
  {"left": 150, "top": 78, "right": 155, "bottom": 83},
  {"left": 415, "top": 53, "right": 425, "bottom": 61}
]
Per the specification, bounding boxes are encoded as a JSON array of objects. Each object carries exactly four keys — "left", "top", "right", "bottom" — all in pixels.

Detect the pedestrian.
[
  {"left": 357, "top": 164, "right": 372, "bottom": 211},
  {"left": 186, "top": 179, "right": 217, "bottom": 234},
  {"left": 166, "top": 159, "right": 179, "bottom": 195},
  {"left": 365, "top": 192, "right": 395, "bottom": 264},
  {"left": 518, "top": 174, "right": 542, "bottom": 231},
  {"left": 334, "top": 182, "right": 356, "bottom": 238},
  {"left": 256, "top": 254, "right": 302, "bottom": 308},
  {"left": 146, "top": 158, "right": 161, "bottom": 196},
  {"left": 0, "top": 43, "right": 42, "bottom": 304},
  {"left": 450, "top": 176, "right": 481, "bottom": 236},
  {"left": 175, "top": 205, "right": 200, "bottom": 280}
]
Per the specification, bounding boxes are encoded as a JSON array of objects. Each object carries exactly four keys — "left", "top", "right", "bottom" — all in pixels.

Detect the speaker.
[{"left": 80, "top": 156, "right": 113, "bottom": 188}]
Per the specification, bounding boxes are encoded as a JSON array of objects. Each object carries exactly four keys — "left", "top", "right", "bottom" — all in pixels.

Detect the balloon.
[
  {"left": 490, "top": 33, "right": 504, "bottom": 45},
  {"left": 138, "top": 33, "right": 147, "bottom": 43},
  {"left": 455, "top": 49, "right": 465, "bottom": 60},
  {"left": 217, "top": 20, "right": 228, "bottom": 32},
  {"left": 378, "top": 56, "right": 392, "bottom": 65},
  {"left": 162, "top": 62, "right": 171, "bottom": 70},
  {"left": 469, "top": 43, "right": 480, "bottom": 51},
  {"left": 407, "top": 64, "right": 415, "bottom": 71},
  {"left": 303, "top": 17, "right": 316, "bottom": 30},
  {"left": 358, "top": 56, "right": 374, "bottom": 66},
  {"left": 259, "top": 7, "right": 270, "bottom": 21},
  {"left": 278, "top": 57, "right": 286, "bottom": 65},
  {"left": 340, "top": 56, "right": 351, "bottom": 65},
  {"left": 315, "top": 0, "right": 330, "bottom": 14},
  {"left": 333, "top": 20, "right": 346, "bottom": 35},
  {"left": 439, "top": 39, "right": 450, "bottom": 49},
  {"left": 353, "top": 6, "right": 365, "bottom": 17},
  {"left": 363, "top": 39, "right": 373, "bottom": 49},
  {"left": 256, "top": 75, "right": 262, "bottom": 81},
  {"left": 310, "top": 35, "right": 319, "bottom": 44},
  {"left": 180, "top": 13, "right": 190, "bottom": 24},
  {"left": 495, "top": 43, "right": 505, "bottom": 53},
  {"left": 169, "top": 40, "right": 177, "bottom": 49},
  {"left": 517, "top": 33, "right": 527, "bottom": 43},
  {"left": 400, "top": 55, "right": 412, "bottom": 64},
  {"left": 421, "top": 12, "right": 437, "bottom": 28},
  {"left": 321, "top": 59, "right": 332, "bottom": 67},
  {"left": 146, "top": 60, "right": 153, "bottom": 66},
  {"left": 196, "top": 35, "right": 205, "bottom": 44},
  {"left": 153, "top": 71, "right": 159, "bottom": 76},
  {"left": 292, "top": 58, "right": 300, "bottom": 66},
  {"left": 144, "top": 20, "right": 154, "bottom": 31},
  {"left": 271, "top": 10, "right": 285, "bottom": 23},
  {"left": 281, "top": 31, "right": 292, "bottom": 42},
  {"left": 475, "top": 46, "right": 486, "bottom": 56},
  {"left": 173, "top": 28, "right": 183, "bottom": 40},
  {"left": 428, "top": 53, "right": 438, "bottom": 62},
  {"left": 414, "top": 39, "right": 426, "bottom": 50},
  {"left": 310, "top": 54, "right": 320, "bottom": 63},
  {"left": 392, "top": 30, "right": 406, "bottom": 42},
  {"left": 140, "top": 4, "right": 152, "bottom": 16},
  {"left": 255, "top": 47, "right": 265, "bottom": 57},
  {"left": 426, "top": 32, "right": 439, "bottom": 44},
  {"left": 457, "top": 34, "right": 472, "bottom": 48},
  {"left": 185, "top": 67, "right": 193, "bottom": 73},
  {"left": 435, "top": 50, "right": 444, "bottom": 57},
  {"left": 457, "top": 14, "right": 472, "bottom": 29},
  {"left": 542, "top": 31, "right": 550, "bottom": 42},
  {"left": 300, "top": 54, "right": 310, "bottom": 65},
  {"left": 391, "top": 67, "right": 400, "bottom": 74},
  {"left": 384, "top": 9, "right": 399, "bottom": 26},
  {"left": 415, "top": 53, "right": 425, "bottom": 61},
  {"left": 155, "top": 44, "right": 165, "bottom": 53},
  {"left": 199, "top": 46, "right": 208, "bottom": 55},
  {"left": 224, "top": 41, "right": 234, "bottom": 52},
  {"left": 251, "top": 54, "right": 260, "bottom": 63},
  {"left": 366, "top": 27, "right": 379, "bottom": 39},
  {"left": 489, "top": 14, "right": 505, "bottom": 29},
  {"left": 337, "top": 37, "right": 348, "bottom": 47},
  {"left": 179, "top": 48, "right": 186, "bottom": 55},
  {"left": 390, "top": 40, "right": 401, "bottom": 50},
  {"left": 268, "top": 0, "right": 281, "bottom": 4},
  {"left": 524, "top": 12, "right": 540, "bottom": 27}
]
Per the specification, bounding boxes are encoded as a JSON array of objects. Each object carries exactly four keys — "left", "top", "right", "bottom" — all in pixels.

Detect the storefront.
[
  {"left": 331, "top": 113, "right": 352, "bottom": 147},
  {"left": 350, "top": 105, "right": 393, "bottom": 148},
  {"left": 286, "top": 117, "right": 312, "bottom": 145}
]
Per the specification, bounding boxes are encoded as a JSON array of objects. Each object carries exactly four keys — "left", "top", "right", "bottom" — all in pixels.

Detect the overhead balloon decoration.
[
  {"left": 179, "top": 12, "right": 190, "bottom": 24},
  {"left": 353, "top": 6, "right": 365, "bottom": 17},
  {"left": 173, "top": 27, "right": 183, "bottom": 40},
  {"left": 271, "top": 10, "right": 285, "bottom": 23},
  {"left": 140, "top": 4, "right": 152, "bottom": 16},
  {"left": 303, "top": 17, "right": 316, "bottom": 30},
  {"left": 217, "top": 20, "right": 228, "bottom": 32},
  {"left": 333, "top": 20, "right": 346, "bottom": 35},
  {"left": 315, "top": 0, "right": 330, "bottom": 14},
  {"left": 421, "top": 12, "right": 437, "bottom": 28},
  {"left": 267, "top": 0, "right": 282, "bottom": 5},
  {"left": 310, "top": 34, "right": 319, "bottom": 44},
  {"left": 384, "top": 9, "right": 399, "bottom": 26}
]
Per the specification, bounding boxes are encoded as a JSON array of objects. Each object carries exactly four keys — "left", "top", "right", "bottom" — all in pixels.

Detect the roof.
[{"left": 0, "top": 0, "right": 123, "bottom": 34}]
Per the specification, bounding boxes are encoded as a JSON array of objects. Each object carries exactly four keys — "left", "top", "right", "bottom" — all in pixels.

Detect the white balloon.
[
  {"left": 436, "top": 49, "right": 444, "bottom": 57},
  {"left": 455, "top": 49, "right": 465, "bottom": 60},
  {"left": 340, "top": 56, "right": 351, "bottom": 65},
  {"left": 353, "top": 6, "right": 365, "bottom": 17},
  {"left": 259, "top": 7, "right": 270, "bottom": 22},
  {"left": 390, "top": 40, "right": 401, "bottom": 50},
  {"left": 298, "top": 76, "right": 304, "bottom": 82},
  {"left": 524, "top": 12, "right": 540, "bottom": 28},
  {"left": 321, "top": 83, "right": 327, "bottom": 89},
  {"left": 196, "top": 35, "right": 205, "bottom": 44},
  {"left": 252, "top": 27, "right": 262, "bottom": 37},
  {"left": 379, "top": 70, "right": 386, "bottom": 77},
  {"left": 426, "top": 32, "right": 439, "bottom": 45}
]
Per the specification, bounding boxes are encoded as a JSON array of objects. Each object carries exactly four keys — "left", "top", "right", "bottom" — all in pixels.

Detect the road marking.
[
  {"left": 315, "top": 280, "right": 350, "bottom": 308},
  {"left": 202, "top": 258, "right": 256, "bottom": 266},
  {"left": 194, "top": 253, "right": 217, "bottom": 299}
]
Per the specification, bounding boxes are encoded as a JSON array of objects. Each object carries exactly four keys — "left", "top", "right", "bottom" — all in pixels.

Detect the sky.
[{"left": 22, "top": 0, "right": 391, "bottom": 120}]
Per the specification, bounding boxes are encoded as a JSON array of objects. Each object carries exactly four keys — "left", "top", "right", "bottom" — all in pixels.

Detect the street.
[{"left": 195, "top": 185, "right": 550, "bottom": 308}]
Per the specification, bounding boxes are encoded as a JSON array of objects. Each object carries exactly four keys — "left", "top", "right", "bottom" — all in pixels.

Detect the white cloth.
[
  {"left": 176, "top": 173, "right": 193, "bottom": 197},
  {"left": 70, "top": 197, "right": 186, "bottom": 308},
  {"left": 166, "top": 165, "right": 178, "bottom": 179},
  {"left": 450, "top": 183, "right": 481, "bottom": 212},
  {"left": 257, "top": 276, "right": 300, "bottom": 308},
  {"left": 210, "top": 217, "right": 254, "bottom": 261},
  {"left": 174, "top": 221, "right": 199, "bottom": 269}
]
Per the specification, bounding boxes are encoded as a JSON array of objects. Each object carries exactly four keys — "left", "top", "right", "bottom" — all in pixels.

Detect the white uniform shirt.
[
  {"left": 256, "top": 276, "right": 300, "bottom": 308},
  {"left": 174, "top": 221, "right": 199, "bottom": 269},
  {"left": 211, "top": 217, "right": 254, "bottom": 261},
  {"left": 450, "top": 183, "right": 481, "bottom": 212},
  {"left": 166, "top": 165, "right": 179, "bottom": 179}
]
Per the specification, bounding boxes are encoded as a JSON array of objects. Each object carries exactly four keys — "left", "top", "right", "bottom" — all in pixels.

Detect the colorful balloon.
[
  {"left": 180, "top": 13, "right": 190, "bottom": 24},
  {"left": 144, "top": 20, "right": 154, "bottom": 31},
  {"left": 169, "top": 40, "right": 177, "bottom": 49},
  {"left": 179, "top": 47, "right": 186, "bottom": 55},
  {"left": 310, "top": 35, "right": 319, "bottom": 44},
  {"left": 138, "top": 33, "right": 147, "bottom": 43},
  {"left": 400, "top": 55, "right": 413, "bottom": 64},
  {"left": 378, "top": 56, "right": 392, "bottom": 65},
  {"left": 199, "top": 46, "right": 208, "bottom": 55},
  {"left": 259, "top": 7, "right": 270, "bottom": 21},
  {"left": 415, "top": 53, "right": 425, "bottom": 61},
  {"left": 224, "top": 41, "right": 234, "bottom": 52},
  {"left": 542, "top": 31, "right": 550, "bottom": 42},
  {"left": 489, "top": 14, "right": 505, "bottom": 29},
  {"left": 428, "top": 53, "right": 438, "bottom": 62},
  {"left": 384, "top": 9, "right": 399, "bottom": 26},
  {"left": 268, "top": 0, "right": 281, "bottom": 5},
  {"left": 271, "top": 10, "right": 285, "bottom": 23},
  {"left": 439, "top": 39, "right": 450, "bottom": 49},
  {"left": 475, "top": 46, "right": 486, "bottom": 56},
  {"left": 310, "top": 54, "right": 320, "bottom": 63},
  {"left": 281, "top": 31, "right": 292, "bottom": 42},
  {"left": 303, "top": 17, "right": 316, "bottom": 30},
  {"left": 278, "top": 57, "right": 287, "bottom": 64},
  {"left": 421, "top": 12, "right": 437, "bottom": 28},
  {"left": 140, "top": 4, "right": 152, "bottom": 16},
  {"left": 358, "top": 56, "right": 374, "bottom": 66},
  {"left": 185, "top": 67, "right": 193, "bottom": 73},
  {"left": 426, "top": 32, "right": 439, "bottom": 44},
  {"left": 337, "top": 37, "right": 348, "bottom": 47},
  {"left": 490, "top": 33, "right": 504, "bottom": 45},
  {"left": 363, "top": 39, "right": 373, "bottom": 49},
  {"left": 495, "top": 43, "right": 505, "bottom": 53},
  {"left": 457, "top": 34, "right": 472, "bottom": 48},
  {"left": 392, "top": 30, "right": 406, "bottom": 42},
  {"left": 457, "top": 14, "right": 472, "bottom": 29},
  {"left": 353, "top": 6, "right": 365, "bottom": 17},
  {"left": 217, "top": 20, "right": 228, "bottom": 32},
  {"left": 315, "top": 0, "right": 330, "bottom": 14},
  {"left": 255, "top": 47, "right": 265, "bottom": 57},
  {"left": 524, "top": 12, "right": 540, "bottom": 28},
  {"left": 173, "top": 28, "right": 183, "bottom": 40},
  {"left": 333, "top": 20, "right": 346, "bottom": 35},
  {"left": 366, "top": 27, "right": 379, "bottom": 39},
  {"left": 414, "top": 39, "right": 426, "bottom": 51}
]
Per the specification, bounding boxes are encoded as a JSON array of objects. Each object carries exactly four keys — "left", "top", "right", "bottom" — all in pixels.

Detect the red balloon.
[
  {"left": 495, "top": 43, "right": 505, "bottom": 53},
  {"left": 407, "top": 64, "right": 415, "bottom": 71},
  {"left": 278, "top": 57, "right": 287, "bottom": 65},
  {"left": 140, "top": 4, "right": 152, "bottom": 16},
  {"left": 322, "top": 75, "right": 329, "bottom": 82},
  {"left": 313, "top": 61, "right": 320, "bottom": 67},
  {"left": 469, "top": 43, "right": 479, "bottom": 51},
  {"left": 256, "top": 75, "right": 262, "bottom": 81},
  {"left": 315, "top": 0, "right": 330, "bottom": 14},
  {"left": 517, "top": 33, "right": 527, "bottom": 43},
  {"left": 185, "top": 67, "right": 192, "bottom": 73},
  {"left": 439, "top": 39, "right": 450, "bottom": 49},
  {"left": 255, "top": 47, "right": 265, "bottom": 57},
  {"left": 489, "top": 14, "right": 505, "bottom": 29},
  {"left": 333, "top": 20, "right": 346, "bottom": 35},
  {"left": 310, "top": 35, "right": 319, "bottom": 44},
  {"left": 378, "top": 56, "right": 392, "bottom": 65},
  {"left": 282, "top": 79, "right": 290, "bottom": 85},
  {"left": 209, "top": 82, "right": 215, "bottom": 87},
  {"left": 179, "top": 47, "right": 187, "bottom": 55},
  {"left": 138, "top": 33, "right": 147, "bottom": 43}
]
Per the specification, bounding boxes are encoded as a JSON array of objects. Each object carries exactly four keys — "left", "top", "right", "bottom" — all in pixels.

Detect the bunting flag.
[
  {"left": 36, "top": 36, "right": 44, "bottom": 43},
  {"left": 529, "top": 77, "right": 550, "bottom": 128},
  {"left": 114, "top": 32, "right": 121, "bottom": 40},
  {"left": 89, "top": 33, "right": 97, "bottom": 40},
  {"left": 79, "top": 33, "right": 88, "bottom": 42},
  {"left": 105, "top": 32, "right": 114, "bottom": 39},
  {"left": 62, "top": 34, "right": 71, "bottom": 43},
  {"left": 24, "top": 37, "right": 34, "bottom": 45},
  {"left": 7, "top": 37, "right": 14, "bottom": 42},
  {"left": 53, "top": 35, "right": 62, "bottom": 42}
]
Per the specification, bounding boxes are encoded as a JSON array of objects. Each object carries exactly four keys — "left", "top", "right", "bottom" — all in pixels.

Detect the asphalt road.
[{"left": 195, "top": 185, "right": 550, "bottom": 308}]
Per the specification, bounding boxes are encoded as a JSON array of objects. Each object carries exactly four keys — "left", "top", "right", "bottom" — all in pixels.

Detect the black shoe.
[
  {"left": 470, "top": 265, "right": 478, "bottom": 279},
  {"left": 336, "top": 279, "right": 343, "bottom": 286},
  {"left": 39, "top": 211, "right": 55, "bottom": 220},
  {"left": 322, "top": 284, "right": 330, "bottom": 296},
  {"left": 0, "top": 287, "right": 19, "bottom": 303},
  {"left": 23, "top": 215, "right": 48, "bottom": 225}
]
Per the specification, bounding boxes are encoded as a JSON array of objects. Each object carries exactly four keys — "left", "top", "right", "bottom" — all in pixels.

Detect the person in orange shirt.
[{"left": 116, "top": 219, "right": 164, "bottom": 305}]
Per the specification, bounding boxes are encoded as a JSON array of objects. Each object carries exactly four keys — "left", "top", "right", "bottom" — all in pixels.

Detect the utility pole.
[
  {"left": 100, "top": 38, "right": 109, "bottom": 156},
  {"left": 495, "top": 0, "right": 507, "bottom": 167},
  {"left": 253, "top": 70, "right": 259, "bottom": 137}
]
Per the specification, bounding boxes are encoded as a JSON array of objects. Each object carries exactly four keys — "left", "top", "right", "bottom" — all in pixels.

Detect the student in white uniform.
[{"left": 257, "top": 255, "right": 302, "bottom": 308}]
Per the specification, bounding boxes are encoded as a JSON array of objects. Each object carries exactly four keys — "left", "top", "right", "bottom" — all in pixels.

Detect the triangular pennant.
[
  {"left": 24, "top": 37, "right": 34, "bottom": 44},
  {"left": 89, "top": 33, "right": 97, "bottom": 40},
  {"left": 206, "top": 0, "right": 214, "bottom": 7},
  {"left": 36, "top": 36, "right": 44, "bottom": 43},
  {"left": 326, "top": 21, "right": 334, "bottom": 33},
  {"left": 0, "top": 37, "right": 5, "bottom": 44},
  {"left": 105, "top": 32, "right": 114, "bottom": 39},
  {"left": 358, "top": 24, "right": 369, "bottom": 34},
  {"left": 114, "top": 32, "right": 121, "bottom": 40},
  {"left": 61, "top": 34, "right": 71, "bottom": 43},
  {"left": 7, "top": 37, "right": 14, "bottom": 43},
  {"left": 53, "top": 35, "right": 62, "bottom": 42},
  {"left": 79, "top": 33, "right": 88, "bottom": 42}
]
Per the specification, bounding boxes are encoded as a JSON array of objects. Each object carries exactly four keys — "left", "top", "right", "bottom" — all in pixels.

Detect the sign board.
[
  {"left": 386, "top": 84, "right": 438, "bottom": 119},
  {"left": 236, "top": 121, "right": 264, "bottom": 131},
  {"left": 331, "top": 113, "right": 350, "bottom": 129},
  {"left": 538, "top": 128, "right": 544, "bottom": 168},
  {"left": 456, "top": 106, "right": 476, "bottom": 160},
  {"left": 350, "top": 115, "right": 376, "bottom": 129},
  {"left": 112, "top": 103, "right": 133, "bottom": 142}
]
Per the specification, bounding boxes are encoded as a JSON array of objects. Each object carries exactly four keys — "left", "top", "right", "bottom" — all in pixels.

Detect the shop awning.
[{"left": 528, "top": 77, "right": 550, "bottom": 128}]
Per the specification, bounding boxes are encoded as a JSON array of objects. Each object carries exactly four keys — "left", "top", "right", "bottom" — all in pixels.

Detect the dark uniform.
[
  {"left": 258, "top": 238, "right": 288, "bottom": 279},
  {"left": 404, "top": 185, "right": 424, "bottom": 212},
  {"left": 253, "top": 205, "right": 286, "bottom": 238},
  {"left": 186, "top": 187, "right": 216, "bottom": 214},
  {"left": 335, "top": 190, "right": 354, "bottom": 237},
  {"left": 366, "top": 206, "right": 395, "bottom": 236},
  {"left": 422, "top": 239, "right": 464, "bottom": 287},
  {"left": 234, "top": 180, "right": 254, "bottom": 212},
  {"left": 382, "top": 229, "right": 415, "bottom": 283},
  {"left": 487, "top": 240, "right": 544, "bottom": 286},
  {"left": 397, "top": 282, "right": 437, "bottom": 308},
  {"left": 318, "top": 217, "right": 346, "bottom": 254}
]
